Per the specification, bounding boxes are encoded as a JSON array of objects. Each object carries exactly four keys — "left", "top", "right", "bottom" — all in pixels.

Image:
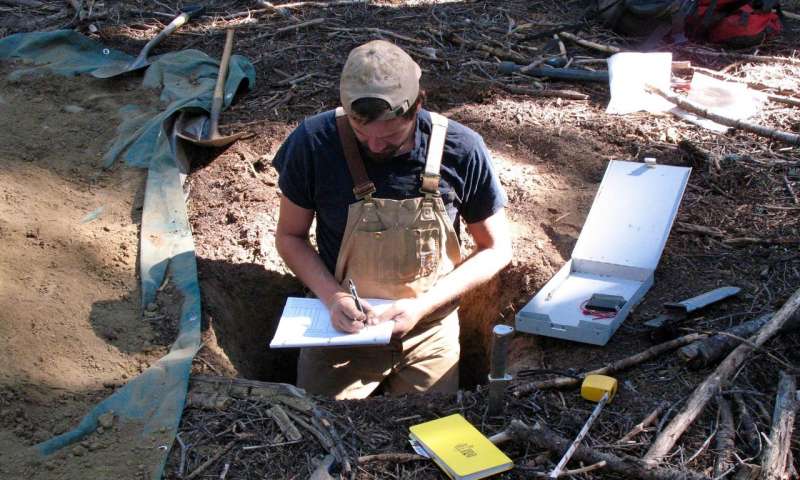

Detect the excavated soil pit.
[{"left": 195, "top": 258, "right": 540, "bottom": 390}]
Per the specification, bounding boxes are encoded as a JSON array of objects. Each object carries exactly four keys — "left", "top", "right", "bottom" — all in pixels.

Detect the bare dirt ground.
[
  {"left": 0, "top": 64, "right": 176, "bottom": 477},
  {"left": 1, "top": 0, "right": 800, "bottom": 479}
]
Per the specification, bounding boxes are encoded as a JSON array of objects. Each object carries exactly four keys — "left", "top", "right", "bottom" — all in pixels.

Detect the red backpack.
[
  {"left": 597, "top": 0, "right": 783, "bottom": 48},
  {"left": 689, "top": 0, "right": 782, "bottom": 47}
]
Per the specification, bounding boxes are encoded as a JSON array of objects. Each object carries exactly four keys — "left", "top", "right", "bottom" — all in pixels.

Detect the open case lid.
[{"left": 572, "top": 160, "right": 691, "bottom": 280}]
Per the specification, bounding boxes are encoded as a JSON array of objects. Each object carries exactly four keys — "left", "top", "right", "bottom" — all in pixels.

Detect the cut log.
[
  {"left": 643, "top": 286, "right": 800, "bottom": 466},
  {"left": 514, "top": 333, "right": 705, "bottom": 395},
  {"left": 505, "top": 420, "right": 709, "bottom": 480},
  {"left": 760, "top": 371, "right": 797, "bottom": 480},
  {"left": 713, "top": 395, "right": 735, "bottom": 477},
  {"left": 678, "top": 314, "right": 771, "bottom": 369},
  {"left": 679, "top": 311, "right": 800, "bottom": 369}
]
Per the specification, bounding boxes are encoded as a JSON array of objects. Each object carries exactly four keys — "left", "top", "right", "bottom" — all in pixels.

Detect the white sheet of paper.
[
  {"left": 269, "top": 297, "right": 395, "bottom": 349},
  {"left": 606, "top": 52, "right": 674, "bottom": 115}
]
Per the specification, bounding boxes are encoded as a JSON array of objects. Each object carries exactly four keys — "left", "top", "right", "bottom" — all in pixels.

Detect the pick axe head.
[{"left": 580, "top": 374, "right": 618, "bottom": 403}]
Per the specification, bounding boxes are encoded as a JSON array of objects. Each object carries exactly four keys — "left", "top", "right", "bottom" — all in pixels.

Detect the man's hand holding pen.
[{"left": 327, "top": 279, "right": 375, "bottom": 333}]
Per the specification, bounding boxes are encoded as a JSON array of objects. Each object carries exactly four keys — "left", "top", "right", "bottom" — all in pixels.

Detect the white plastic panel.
[
  {"left": 520, "top": 271, "right": 643, "bottom": 327},
  {"left": 572, "top": 160, "right": 690, "bottom": 272}
]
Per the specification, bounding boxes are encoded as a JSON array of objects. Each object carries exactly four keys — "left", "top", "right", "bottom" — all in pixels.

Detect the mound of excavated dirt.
[{"left": 0, "top": 63, "right": 171, "bottom": 477}]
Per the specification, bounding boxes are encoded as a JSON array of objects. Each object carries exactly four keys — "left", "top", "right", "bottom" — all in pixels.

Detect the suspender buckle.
[
  {"left": 419, "top": 173, "right": 441, "bottom": 196},
  {"left": 353, "top": 182, "right": 377, "bottom": 200}
]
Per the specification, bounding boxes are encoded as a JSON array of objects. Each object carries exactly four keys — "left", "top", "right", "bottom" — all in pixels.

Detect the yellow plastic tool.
[{"left": 581, "top": 374, "right": 618, "bottom": 403}]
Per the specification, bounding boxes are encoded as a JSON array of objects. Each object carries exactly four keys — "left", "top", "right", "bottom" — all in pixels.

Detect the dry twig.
[
  {"left": 557, "top": 31, "right": 621, "bottom": 54},
  {"left": 514, "top": 333, "right": 706, "bottom": 395}
]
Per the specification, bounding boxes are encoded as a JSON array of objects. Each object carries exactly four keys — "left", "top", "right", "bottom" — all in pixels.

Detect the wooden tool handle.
[{"left": 209, "top": 29, "right": 235, "bottom": 137}]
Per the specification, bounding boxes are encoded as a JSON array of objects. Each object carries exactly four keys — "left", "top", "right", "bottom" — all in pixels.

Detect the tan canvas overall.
[{"left": 296, "top": 108, "right": 463, "bottom": 399}]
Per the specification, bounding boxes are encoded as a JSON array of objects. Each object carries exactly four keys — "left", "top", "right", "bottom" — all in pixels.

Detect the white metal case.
[{"left": 516, "top": 160, "right": 691, "bottom": 345}]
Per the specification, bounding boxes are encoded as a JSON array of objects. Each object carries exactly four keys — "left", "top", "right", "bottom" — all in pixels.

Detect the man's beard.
[{"left": 362, "top": 143, "right": 403, "bottom": 162}]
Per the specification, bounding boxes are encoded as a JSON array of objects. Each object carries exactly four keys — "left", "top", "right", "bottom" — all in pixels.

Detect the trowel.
[
  {"left": 175, "top": 29, "right": 246, "bottom": 147},
  {"left": 91, "top": 5, "right": 204, "bottom": 79}
]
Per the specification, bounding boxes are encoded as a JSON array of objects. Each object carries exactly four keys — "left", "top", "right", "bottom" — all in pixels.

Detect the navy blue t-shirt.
[{"left": 272, "top": 109, "right": 508, "bottom": 273}]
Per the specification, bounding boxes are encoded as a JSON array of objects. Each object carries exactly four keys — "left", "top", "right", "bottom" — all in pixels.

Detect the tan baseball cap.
[{"left": 340, "top": 40, "right": 421, "bottom": 119}]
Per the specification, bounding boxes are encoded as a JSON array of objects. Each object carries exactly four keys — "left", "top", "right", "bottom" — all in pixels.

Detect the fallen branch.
[
  {"left": 274, "top": 0, "right": 367, "bottom": 8},
  {"left": 273, "top": 17, "right": 325, "bottom": 35},
  {"left": 185, "top": 439, "right": 236, "bottom": 480},
  {"left": 505, "top": 420, "right": 709, "bottom": 480},
  {"left": 514, "top": 333, "right": 705, "bottom": 396},
  {"left": 714, "top": 395, "right": 736, "bottom": 477},
  {"left": 267, "top": 405, "right": 302, "bottom": 442},
  {"left": 643, "top": 286, "right": 800, "bottom": 466},
  {"left": 285, "top": 410, "right": 335, "bottom": 453},
  {"left": 445, "top": 30, "right": 528, "bottom": 63},
  {"left": 531, "top": 461, "right": 608, "bottom": 478},
  {"left": 325, "top": 26, "right": 425, "bottom": 45},
  {"left": 617, "top": 402, "right": 668, "bottom": 445},
  {"left": 733, "top": 393, "right": 761, "bottom": 455},
  {"left": 557, "top": 31, "right": 621, "bottom": 54},
  {"left": 646, "top": 84, "right": 800, "bottom": 146},
  {"left": 760, "top": 371, "right": 797, "bottom": 480},
  {"left": 495, "top": 82, "right": 589, "bottom": 101},
  {"left": 357, "top": 453, "right": 426, "bottom": 464},
  {"left": 256, "top": 1, "right": 299, "bottom": 21},
  {"left": 312, "top": 411, "right": 352, "bottom": 475},
  {"left": 676, "top": 222, "right": 724, "bottom": 238}
]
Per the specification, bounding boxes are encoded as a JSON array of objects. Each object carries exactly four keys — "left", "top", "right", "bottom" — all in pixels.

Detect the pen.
[{"left": 348, "top": 279, "right": 365, "bottom": 314}]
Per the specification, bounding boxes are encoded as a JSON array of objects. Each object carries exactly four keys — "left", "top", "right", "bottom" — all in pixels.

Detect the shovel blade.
[{"left": 90, "top": 58, "right": 151, "bottom": 79}]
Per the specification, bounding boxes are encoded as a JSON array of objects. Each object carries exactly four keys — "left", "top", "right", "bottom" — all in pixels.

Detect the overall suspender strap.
[
  {"left": 420, "top": 112, "right": 448, "bottom": 195},
  {"left": 335, "top": 107, "right": 376, "bottom": 200}
]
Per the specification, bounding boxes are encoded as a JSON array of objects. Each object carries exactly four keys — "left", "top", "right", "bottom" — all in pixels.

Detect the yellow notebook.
[{"left": 409, "top": 414, "right": 513, "bottom": 480}]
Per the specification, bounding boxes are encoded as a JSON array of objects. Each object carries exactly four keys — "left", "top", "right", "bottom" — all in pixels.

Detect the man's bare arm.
[
  {"left": 379, "top": 208, "right": 512, "bottom": 335},
  {"left": 275, "top": 196, "right": 371, "bottom": 332}
]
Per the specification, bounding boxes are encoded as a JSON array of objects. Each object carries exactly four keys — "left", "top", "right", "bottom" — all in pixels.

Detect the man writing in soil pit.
[{"left": 273, "top": 40, "right": 511, "bottom": 399}]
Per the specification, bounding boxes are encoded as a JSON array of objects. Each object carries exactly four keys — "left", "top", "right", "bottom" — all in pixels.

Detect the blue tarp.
[{"left": 0, "top": 30, "right": 255, "bottom": 479}]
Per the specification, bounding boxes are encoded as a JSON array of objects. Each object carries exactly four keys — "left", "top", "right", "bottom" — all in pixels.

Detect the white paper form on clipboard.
[{"left": 269, "top": 297, "right": 395, "bottom": 349}]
